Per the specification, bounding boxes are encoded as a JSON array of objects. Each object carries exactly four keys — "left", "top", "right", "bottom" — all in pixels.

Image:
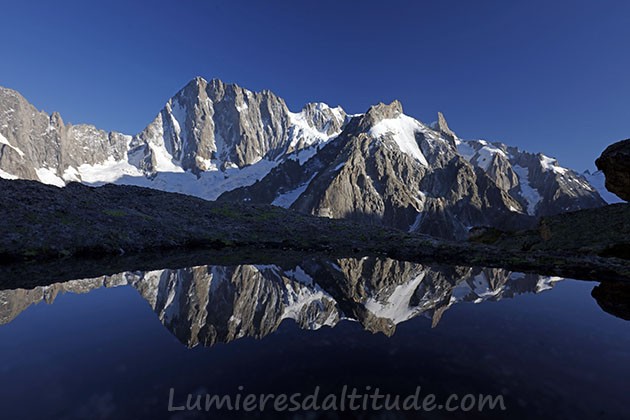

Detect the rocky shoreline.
[{"left": 1, "top": 178, "right": 629, "bottom": 289}]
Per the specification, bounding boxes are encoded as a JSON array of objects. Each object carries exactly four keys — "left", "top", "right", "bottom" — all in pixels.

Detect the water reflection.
[
  {"left": 0, "top": 257, "right": 567, "bottom": 347},
  {"left": 1, "top": 256, "right": 629, "bottom": 420},
  {"left": 591, "top": 281, "right": 630, "bottom": 321}
]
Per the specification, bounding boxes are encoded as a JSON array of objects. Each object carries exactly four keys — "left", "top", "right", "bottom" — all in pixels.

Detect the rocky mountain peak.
[
  {"left": 436, "top": 111, "right": 456, "bottom": 140},
  {"left": 180, "top": 75, "right": 208, "bottom": 93},
  {"left": 49, "top": 111, "right": 64, "bottom": 128},
  {"left": 299, "top": 102, "right": 346, "bottom": 136},
  {"left": 131, "top": 76, "right": 299, "bottom": 173},
  {"left": 193, "top": 75, "right": 207, "bottom": 86},
  {"left": 0, "top": 79, "right": 608, "bottom": 239},
  {"left": 0, "top": 86, "right": 27, "bottom": 105},
  {"left": 0, "top": 86, "right": 38, "bottom": 119},
  {"left": 358, "top": 100, "right": 403, "bottom": 131}
]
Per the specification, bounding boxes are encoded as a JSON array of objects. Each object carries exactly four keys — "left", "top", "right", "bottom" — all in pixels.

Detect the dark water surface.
[{"left": 0, "top": 256, "right": 628, "bottom": 419}]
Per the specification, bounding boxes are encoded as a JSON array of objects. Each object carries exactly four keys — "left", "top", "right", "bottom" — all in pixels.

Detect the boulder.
[{"left": 595, "top": 139, "right": 630, "bottom": 201}]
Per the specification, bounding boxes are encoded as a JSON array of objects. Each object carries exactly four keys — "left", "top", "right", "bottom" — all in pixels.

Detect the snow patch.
[
  {"left": 471, "top": 273, "right": 502, "bottom": 298},
  {"left": 154, "top": 158, "right": 278, "bottom": 200},
  {"left": 280, "top": 270, "right": 337, "bottom": 329},
  {"left": 364, "top": 272, "right": 426, "bottom": 324},
  {"left": 35, "top": 167, "right": 65, "bottom": 187},
  {"left": 368, "top": 115, "right": 429, "bottom": 166},
  {"left": 77, "top": 157, "right": 145, "bottom": 185},
  {"left": 475, "top": 145, "right": 506, "bottom": 171},
  {"left": 62, "top": 166, "right": 81, "bottom": 182},
  {"left": 284, "top": 266, "right": 314, "bottom": 286},
  {"left": 513, "top": 165, "right": 542, "bottom": 216},
  {"left": 288, "top": 109, "right": 339, "bottom": 150},
  {"left": 272, "top": 174, "right": 316, "bottom": 208},
  {"left": 540, "top": 155, "right": 568, "bottom": 175},
  {"left": 535, "top": 276, "right": 564, "bottom": 292},
  {"left": 149, "top": 143, "right": 185, "bottom": 173},
  {"left": 457, "top": 140, "right": 508, "bottom": 172},
  {"left": 455, "top": 139, "right": 476, "bottom": 161},
  {"left": 0, "top": 132, "right": 25, "bottom": 157},
  {"left": 0, "top": 169, "right": 17, "bottom": 180},
  {"left": 287, "top": 144, "right": 325, "bottom": 165}
]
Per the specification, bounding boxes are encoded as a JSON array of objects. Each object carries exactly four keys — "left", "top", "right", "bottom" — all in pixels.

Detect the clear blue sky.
[{"left": 2, "top": 0, "right": 629, "bottom": 171}]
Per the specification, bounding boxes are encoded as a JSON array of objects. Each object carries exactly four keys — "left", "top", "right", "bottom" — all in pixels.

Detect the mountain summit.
[
  {"left": 0, "top": 77, "right": 606, "bottom": 238},
  {"left": 131, "top": 77, "right": 345, "bottom": 175}
]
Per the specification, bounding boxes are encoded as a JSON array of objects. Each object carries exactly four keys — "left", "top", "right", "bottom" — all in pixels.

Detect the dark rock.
[
  {"left": 591, "top": 281, "right": 630, "bottom": 321},
  {"left": 493, "top": 203, "right": 630, "bottom": 257},
  {"left": 595, "top": 139, "right": 630, "bottom": 201}
]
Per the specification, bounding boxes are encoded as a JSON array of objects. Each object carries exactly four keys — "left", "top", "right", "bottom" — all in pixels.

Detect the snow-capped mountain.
[
  {"left": 0, "top": 78, "right": 606, "bottom": 238},
  {"left": 0, "top": 257, "right": 564, "bottom": 347},
  {"left": 0, "top": 78, "right": 344, "bottom": 199},
  {"left": 220, "top": 100, "right": 605, "bottom": 237}
]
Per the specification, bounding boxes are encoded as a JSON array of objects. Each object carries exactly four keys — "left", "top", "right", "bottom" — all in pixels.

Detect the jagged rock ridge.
[
  {"left": 0, "top": 79, "right": 605, "bottom": 238},
  {"left": 0, "top": 79, "right": 345, "bottom": 198},
  {"left": 220, "top": 101, "right": 606, "bottom": 237}
]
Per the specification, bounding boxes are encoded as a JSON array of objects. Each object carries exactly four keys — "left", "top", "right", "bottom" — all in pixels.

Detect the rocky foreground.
[
  {"left": 477, "top": 203, "right": 630, "bottom": 259},
  {"left": 0, "top": 178, "right": 629, "bottom": 288}
]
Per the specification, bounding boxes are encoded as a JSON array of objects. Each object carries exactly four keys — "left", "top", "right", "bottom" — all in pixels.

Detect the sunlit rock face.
[
  {"left": 0, "top": 80, "right": 604, "bottom": 238},
  {"left": 0, "top": 79, "right": 345, "bottom": 199},
  {"left": 219, "top": 101, "right": 606, "bottom": 239}
]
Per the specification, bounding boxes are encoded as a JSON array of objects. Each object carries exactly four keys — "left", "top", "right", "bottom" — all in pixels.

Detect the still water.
[{"left": 0, "top": 256, "right": 628, "bottom": 419}]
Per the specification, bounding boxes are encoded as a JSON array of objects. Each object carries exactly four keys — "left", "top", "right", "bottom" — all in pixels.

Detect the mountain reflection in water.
[
  {"left": 0, "top": 256, "right": 565, "bottom": 347},
  {"left": 0, "top": 255, "right": 629, "bottom": 420}
]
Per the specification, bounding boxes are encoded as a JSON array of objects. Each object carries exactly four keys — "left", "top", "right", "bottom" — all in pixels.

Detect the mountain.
[
  {"left": 0, "top": 78, "right": 605, "bottom": 238},
  {"left": 220, "top": 101, "right": 605, "bottom": 237},
  {"left": 0, "top": 79, "right": 344, "bottom": 198},
  {"left": 0, "top": 86, "right": 131, "bottom": 183},
  {"left": 0, "top": 257, "right": 564, "bottom": 347}
]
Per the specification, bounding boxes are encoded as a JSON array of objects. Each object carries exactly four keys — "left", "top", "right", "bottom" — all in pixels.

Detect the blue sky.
[{"left": 2, "top": 0, "right": 629, "bottom": 171}]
